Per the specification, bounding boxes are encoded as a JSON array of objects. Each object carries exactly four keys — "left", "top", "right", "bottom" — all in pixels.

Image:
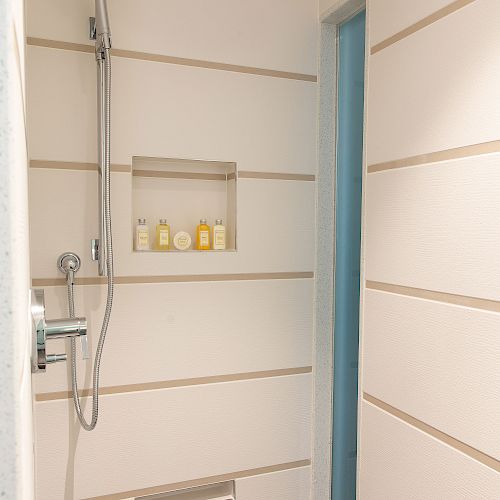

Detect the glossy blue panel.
[{"left": 332, "top": 9, "right": 365, "bottom": 500}]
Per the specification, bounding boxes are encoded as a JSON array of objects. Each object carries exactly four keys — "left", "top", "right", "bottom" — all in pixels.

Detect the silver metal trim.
[{"left": 30, "top": 289, "right": 88, "bottom": 373}]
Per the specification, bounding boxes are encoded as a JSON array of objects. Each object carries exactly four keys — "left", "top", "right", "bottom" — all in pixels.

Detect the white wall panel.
[
  {"left": 35, "top": 374, "right": 312, "bottom": 499},
  {"left": 369, "top": 0, "right": 453, "bottom": 46},
  {"left": 34, "top": 278, "right": 313, "bottom": 394},
  {"left": 366, "top": 0, "right": 500, "bottom": 165},
  {"left": 27, "top": 0, "right": 318, "bottom": 75},
  {"left": 363, "top": 289, "right": 500, "bottom": 459},
  {"left": 27, "top": 46, "right": 316, "bottom": 174},
  {"left": 359, "top": 402, "right": 500, "bottom": 499},
  {"left": 29, "top": 169, "right": 315, "bottom": 278},
  {"left": 319, "top": 0, "right": 338, "bottom": 17},
  {"left": 236, "top": 466, "right": 311, "bottom": 500},
  {"left": 365, "top": 154, "right": 500, "bottom": 301}
]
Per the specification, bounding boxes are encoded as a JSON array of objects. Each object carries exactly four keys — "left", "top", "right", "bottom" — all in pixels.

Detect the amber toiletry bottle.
[{"left": 196, "top": 219, "right": 210, "bottom": 250}]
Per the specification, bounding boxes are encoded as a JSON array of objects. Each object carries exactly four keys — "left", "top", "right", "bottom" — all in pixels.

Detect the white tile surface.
[
  {"left": 359, "top": 401, "right": 500, "bottom": 499},
  {"left": 369, "top": 0, "right": 454, "bottom": 46},
  {"left": 363, "top": 289, "right": 500, "bottom": 459},
  {"left": 367, "top": 0, "right": 500, "bottom": 165},
  {"left": 365, "top": 154, "right": 500, "bottom": 301},
  {"left": 27, "top": 0, "right": 318, "bottom": 75},
  {"left": 27, "top": 46, "right": 317, "bottom": 174},
  {"left": 29, "top": 169, "right": 315, "bottom": 278},
  {"left": 236, "top": 466, "right": 311, "bottom": 500},
  {"left": 35, "top": 374, "right": 312, "bottom": 499},
  {"left": 34, "top": 279, "right": 313, "bottom": 394}
]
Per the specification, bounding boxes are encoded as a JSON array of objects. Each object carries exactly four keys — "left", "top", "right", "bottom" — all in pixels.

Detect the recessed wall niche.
[{"left": 132, "top": 156, "right": 237, "bottom": 252}]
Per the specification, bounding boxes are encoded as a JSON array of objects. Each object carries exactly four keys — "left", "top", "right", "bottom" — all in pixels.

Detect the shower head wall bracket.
[
  {"left": 89, "top": 16, "right": 97, "bottom": 40},
  {"left": 58, "top": 252, "right": 81, "bottom": 286}
]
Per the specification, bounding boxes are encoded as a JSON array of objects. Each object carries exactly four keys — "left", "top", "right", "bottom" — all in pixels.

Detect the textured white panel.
[
  {"left": 367, "top": 0, "right": 500, "bottom": 165},
  {"left": 35, "top": 375, "right": 312, "bottom": 499},
  {"left": 27, "top": 0, "right": 318, "bottom": 75},
  {"left": 359, "top": 402, "right": 500, "bottom": 499},
  {"left": 27, "top": 46, "right": 316, "bottom": 174},
  {"left": 363, "top": 289, "right": 500, "bottom": 459},
  {"left": 29, "top": 169, "right": 315, "bottom": 278},
  {"left": 365, "top": 154, "right": 500, "bottom": 301},
  {"left": 0, "top": 3, "right": 33, "bottom": 499},
  {"left": 236, "top": 466, "right": 311, "bottom": 500},
  {"left": 34, "top": 278, "right": 313, "bottom": 394},
  {"left": 369, "top": 0, "right": 454, "bottom": 46}
]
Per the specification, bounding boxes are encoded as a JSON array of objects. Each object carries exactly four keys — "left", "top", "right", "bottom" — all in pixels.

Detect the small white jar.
[{"left": 173, "top": 231, "right": 192, "bottom": 251}]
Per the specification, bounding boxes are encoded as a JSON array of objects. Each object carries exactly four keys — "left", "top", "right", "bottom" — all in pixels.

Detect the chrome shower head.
[{"left": 95, "top": 0, "right": 111, "bottom": 38}]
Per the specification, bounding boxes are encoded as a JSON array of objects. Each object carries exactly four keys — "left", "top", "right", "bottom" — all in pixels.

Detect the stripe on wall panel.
[{"left": 26, "top": 37, "right": 317, "bottom": 82}]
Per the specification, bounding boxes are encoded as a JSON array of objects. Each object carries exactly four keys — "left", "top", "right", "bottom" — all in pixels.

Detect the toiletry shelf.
[
  {"left": 136, "top": 249, "right": 237, "bottom": 253},
  {"left": 132, "top": 156, "right": 237, "bottom": 252}
]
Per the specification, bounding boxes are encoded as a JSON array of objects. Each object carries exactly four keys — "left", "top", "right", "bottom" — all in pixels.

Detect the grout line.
[
  {"left": 29, "top": 160, "right": 311, "bottom": 181},
  {"left": 83, "top": 460, "right": 311, "bottom": 500},
  {"left": 35, "top": 367, "right": 313, "bottom": 402},
  {"left": 238, "top": 171, "right": 316, "bottom": 181},
  {"left": 366, "top": 281, "right": 500, "bottom": 314},
  {"left": 29, "top": 159, "right": 131, "bottom": 172},
  {"left": 26, "top": 37, "right": 317, "bottom": 83},
  {"left": 32, "top": 272, "right": 314, "bottom": 287},
  {"left": 364, "top": 393, "right": 500, "bottom": 472},
  {"left": 370, "top": 0, "right": 476, "bottom": 55},
  {"left": 367, "top": 139, "right": 500, "bottom": 173}
]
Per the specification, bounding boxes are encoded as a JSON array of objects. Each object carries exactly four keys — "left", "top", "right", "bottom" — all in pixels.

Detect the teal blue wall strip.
[{"left": 332, "top": 9, "right": 366, "bottom": 500}]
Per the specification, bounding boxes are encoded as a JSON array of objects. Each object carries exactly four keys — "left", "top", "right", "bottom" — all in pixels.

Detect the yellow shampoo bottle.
[
  {"left": 156, "top": 219, "right": 170, "bottom": 250},
  {"left": 196, "top": 219, "right": 210, "bottom": 250}
]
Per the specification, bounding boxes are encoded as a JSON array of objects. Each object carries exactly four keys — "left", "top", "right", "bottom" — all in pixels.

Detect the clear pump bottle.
[{"left": 135, "top": 218, "right": 150, "bottom": 251}]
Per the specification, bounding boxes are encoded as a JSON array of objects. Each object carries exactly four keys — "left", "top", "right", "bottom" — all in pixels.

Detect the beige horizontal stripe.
[
  {"left": 84, "top": 460, "right": 311, "bottom": 500},
  {"left": 238, "top": 171, "right": 316, "bottom": 181},
  {"left": 370, "top": 0, "right": 476, "bottom": 55},
  {"left": 27, "top": 37, "right": 317, "bottom": 83},
  {"left": 29, "top": 159, "right": 131, "bottom": 173},
  {"left": 32, "top": 272, "right": 314, "bottom": 287},
  {"left": 368, "top": 139, "right": 500, "bottom": 173},
  {"left": 36, "top": 367, "right": 312, "bottom": 402},
  {"left": 364, "top": 393, "right": 500, "bottom": 472},
  {"left": 132, "top": 169, "right": 227, "bottom": 181},
  {"left": 29, "top": 160, "right": 310, "bottom": 182},
  {"left": 366, "top": 281, "right": 500, "bottom": 314}
]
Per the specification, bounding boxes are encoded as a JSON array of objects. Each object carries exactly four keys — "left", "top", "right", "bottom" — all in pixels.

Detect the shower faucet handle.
[
  {"left": 80, "top": 333, "right": 90, "bottom": 360},
  {"left": 30, "top": 289, "right": 89, "bottom": 372}
]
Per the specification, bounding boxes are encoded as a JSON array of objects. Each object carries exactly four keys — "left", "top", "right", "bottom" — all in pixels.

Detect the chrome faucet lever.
[{"left": 30, "top": 289, "right": 89, "bottom": 372}]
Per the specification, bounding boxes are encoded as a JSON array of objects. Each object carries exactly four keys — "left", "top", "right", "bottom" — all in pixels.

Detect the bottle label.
[
  {"left": 200, "top": 230, "right": 209, "bottom": 247},
  {"left": 138, "top": 230, "right": 149, "bottom": 248},
  {"left": 214, "top": 229, "right": 226, "bottom": 248},
  {"left": 177, "top": 235, "right": 189, "bottom": 247},
  {"left": 159, "top": 229, "right": 169, "bottom": 246}
]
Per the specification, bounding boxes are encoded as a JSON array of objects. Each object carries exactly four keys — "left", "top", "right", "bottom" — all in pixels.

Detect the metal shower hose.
[{"left": 67, "top": 48, "right": 113, "bottom": 431}]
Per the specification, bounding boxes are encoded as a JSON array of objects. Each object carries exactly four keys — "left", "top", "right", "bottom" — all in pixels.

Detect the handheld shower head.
[{"left": 95, "top": 0, "right": 111, "bottom": 37}]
